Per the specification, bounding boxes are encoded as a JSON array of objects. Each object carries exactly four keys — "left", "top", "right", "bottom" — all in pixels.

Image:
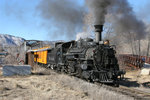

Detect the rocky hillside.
[{"left": 0, "top": 34, "right": 25, "bottom": 46}]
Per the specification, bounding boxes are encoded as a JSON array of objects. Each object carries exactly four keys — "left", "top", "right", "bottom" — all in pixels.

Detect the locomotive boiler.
[{"left": 28, "top": 25, "right": 124, "bottom": 86}]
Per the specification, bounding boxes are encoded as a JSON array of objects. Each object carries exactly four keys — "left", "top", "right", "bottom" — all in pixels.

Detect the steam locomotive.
[{"left": 26, "top": 25, "right": 124, "bottom": 86}]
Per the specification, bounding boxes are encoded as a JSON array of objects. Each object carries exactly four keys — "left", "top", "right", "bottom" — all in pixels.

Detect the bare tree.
[
  {"left": 147, "top": 35, "right": 150, "bottom": 57},
  {"left": 103, "top": 23, "right": 114, "bottom": 40}
]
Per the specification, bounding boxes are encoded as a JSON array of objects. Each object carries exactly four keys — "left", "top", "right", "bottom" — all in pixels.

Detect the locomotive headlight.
[
  {"left": 104, "top": 40, "right": 110, "bottom": 45},
  {"left": 81, "top": 64, "right": 88, "bottom": 70}
]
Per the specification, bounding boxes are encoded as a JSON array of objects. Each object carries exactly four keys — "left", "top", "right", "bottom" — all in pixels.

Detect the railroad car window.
[
  {"left": 34, "top": 54, "right": 38, "bottom": 58},
  {"left": 48, "top": 50, "right": 51, "bottom": 53}
]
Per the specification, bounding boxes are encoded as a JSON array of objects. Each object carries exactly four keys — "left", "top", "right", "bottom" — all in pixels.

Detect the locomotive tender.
[{"left": 27, "top": 25, "right": 124, "bottom": 86}]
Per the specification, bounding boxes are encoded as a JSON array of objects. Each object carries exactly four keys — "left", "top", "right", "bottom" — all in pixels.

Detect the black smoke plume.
[
  {"left": 37, "top": 0, "right": 85, "bottom": 40},
  {"left": 86, "top": 0, "right": 147, "bottom": 40},
  {"left": 86, "top": 0, "right": 111, "bottom": 24}
]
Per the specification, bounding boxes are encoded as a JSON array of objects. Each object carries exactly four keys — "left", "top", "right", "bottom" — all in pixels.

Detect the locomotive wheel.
[
  {"left": 50, "top": 64, "right": 54, "bottom": 69},
  {"left": 67, "top": 62, "right": 76, "bottom": 76},
  {"left": 61, "top": 65, "right": 67, "bottom": 73},
  {"left": 76, "top": 67, "right": 83, "bottom": 78},
  {"left": 112, "top": 80, "right": 119, "bottom": 87},
  {"left": 67, "top": 67, "right": 73, "bottom": 76},
  {"left": 67, "top": 64, "right": 72, "bottom": 75},
  {"left": 56, "top": 64, "right": 61, "bottom": 73}
]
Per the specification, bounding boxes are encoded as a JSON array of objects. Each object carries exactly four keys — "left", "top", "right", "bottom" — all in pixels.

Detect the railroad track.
[
  {"left": 95, "top": 83, "right": 150, "bottom": 100},
  {"left": 119, "top": 86, "right": 150, "bottom": 99}
]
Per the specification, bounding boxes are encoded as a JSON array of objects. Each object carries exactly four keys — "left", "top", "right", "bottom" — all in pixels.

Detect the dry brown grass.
[
  {"left": 0, "top": 66, "right": 134, "bottom": 100},
  {"left": 50, "top": 74, "right": 134, "bottom": 100},
  {"left": 32, "top": 67, "right": 134, "bottom": 100}
]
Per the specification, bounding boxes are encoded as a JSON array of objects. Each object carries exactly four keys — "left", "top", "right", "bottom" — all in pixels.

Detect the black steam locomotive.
[{"left": 27, "top": 25, "right": 124, "bottom": 86}]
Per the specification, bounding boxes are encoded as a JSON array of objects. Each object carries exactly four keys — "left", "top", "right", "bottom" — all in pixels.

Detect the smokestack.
[{"left": 94, "top": 25, "right": 103, "bottom": 42}]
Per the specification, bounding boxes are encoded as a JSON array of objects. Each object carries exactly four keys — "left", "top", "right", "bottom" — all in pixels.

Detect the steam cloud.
[
  {"left": 86, "top": 0, "right": 147, "bottom": 40},
  {"left": 37, "top": 0, "right": 85, "bottom": 40},
  {"left": 76, "top": 32, "right": 91, "bottom": 41}
]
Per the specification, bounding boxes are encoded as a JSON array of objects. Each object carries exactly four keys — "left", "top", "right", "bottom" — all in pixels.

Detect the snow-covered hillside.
[{"left": 0, "top": 34, "right": 25, "bottom": 46}]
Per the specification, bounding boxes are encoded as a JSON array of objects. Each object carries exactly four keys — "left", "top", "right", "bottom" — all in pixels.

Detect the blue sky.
[{"left": 0, "top": 0, "right": 149, "bottom": 41}]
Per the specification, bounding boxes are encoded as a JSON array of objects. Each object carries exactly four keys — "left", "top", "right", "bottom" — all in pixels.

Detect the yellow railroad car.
[{"left": 30, "top": 46, "right": 51, "bottom": 64}]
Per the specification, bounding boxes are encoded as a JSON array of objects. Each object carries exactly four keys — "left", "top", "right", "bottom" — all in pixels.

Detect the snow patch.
[
  {"left": 140, "top": 63, "right": 150, "bottom": 75},
  {"left": 0, "top": 34, "right": 25, "bottom": 46}
]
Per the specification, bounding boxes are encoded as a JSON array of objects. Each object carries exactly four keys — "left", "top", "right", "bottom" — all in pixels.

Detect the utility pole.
[
  {"left": 138, "top": 39, "right": 141, "bottom": 56},
  {"left": 128, "top": 32, "right": 134, "bottom": 55},
  {"left": 24, "top": 41, "right": 27, "bottom": 52}
]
